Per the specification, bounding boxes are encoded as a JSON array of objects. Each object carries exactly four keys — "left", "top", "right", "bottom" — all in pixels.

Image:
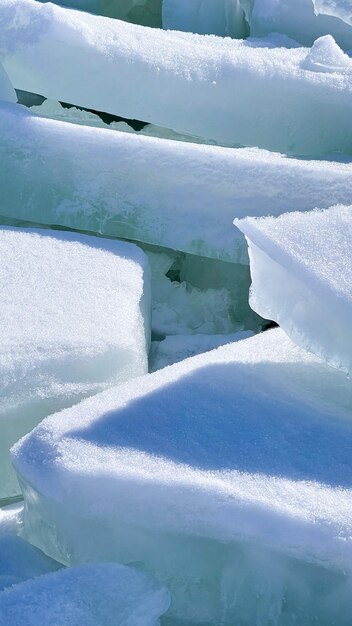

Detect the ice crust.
[
  {"left": 236, "top": 205, "right": 352, "bottom": 374},
  {"left": 2, "top": 1, "right": 352, "bottom": 155},
  {"left": 0, "top": 563, "right": 170, "bottom": 625},
  {"left": 249, "top": 0, "right": 352, "bottom": 50},
  {"left": 2, "top": 103, "right": 352, "bottom": 264},
  {"left": 12, "top": 328, "right": 352, "bottom": 623},
  {"left": 0, "top": 227, "right": 150, "bottom": 499}
]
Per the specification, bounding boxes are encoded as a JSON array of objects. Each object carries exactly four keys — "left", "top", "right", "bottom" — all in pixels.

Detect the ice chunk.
[
  {"left": 0, "top": 63, "right": 16, "bottom": 103},
  {"left": 303, "top": 34, "right": 352, "bottom": 72},
  {"left": 0, "top": 563, "right": 170, "bottom": 625},
  {"left": 12, "top": 329, "right": 352, "bottom": 623},
  {"left": 162, "top": 0, "right": 247, "bottom": 38},
  {"left": 0, "top": 535, "right": 62, "bottom": 592},
  {"left": 2, "top": 1, "right": 352, "bottom": 155},
  {"left": 314, "top": 0, "right": 352, "bottom": 27},
  {"left": 149, "top": 331, "right": 254, "bottom": 370},
  {"left": 249, "top": 0, "right": 352, "bottom": 51},
  {"left": 236, "top": 205, "right": 352, "bottom": 374},
  {"left": 2, "top": 103, "right": 352, "bottom": 264},
  {"left": 0, "top": 227, "right": 150, "bottom": 500},
  {"left": 39, "top": 0, "right": 162, "bottom": 26}
]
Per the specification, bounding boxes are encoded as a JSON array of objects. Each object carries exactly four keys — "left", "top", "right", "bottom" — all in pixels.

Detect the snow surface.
[
  {"left": 249, "top": 0, "right": 352, "bottom": 50},
  {"left": 236, "top": 206, "right": 352, "bottom": 374},
  {"left": 2, "top": 103, "right": 352, "bottom": 264},
  {"left": 0, "top": 227, "right": 150, "bottom": 499},
  {"left": 314, "top": 0, "right": 352, "bottom": 26},
  {"left": 12, "top": 328, "right": 352, "bottom": 623},
  {"left": 2, "top": 1, "right": 352, "bottom": 155},
  {"left": 0, "top": 563, "right": 170, "bottom": 625}
]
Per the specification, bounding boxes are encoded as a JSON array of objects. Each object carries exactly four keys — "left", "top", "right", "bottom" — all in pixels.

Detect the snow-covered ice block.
[
  {"left": 12, "top": 329, "right": 352, "bottom": 624},
  {"left": 0, "top": 563, "right": 170, "bottom": 626},
  {"left": 302, "top": 34, "right": 352, "bottom": 72},
  {"left": 236, "top": 205, "right": 352, "bottom": 374},
  {"left": 2, "top": 103, "right": 352, "bottom": 264},
  {"left": 0, "top": 63, "right": 16, "bottom": 103},
  {"left": 162, "top": 0, "right": 247, "bottom": 38},
  {"left": 248, "top": 0, "right": 352, "bottom": 50},
  {"left": 314, "top": 0, "right": 352, "bottom": 27},
  {"left": 0, "top": 227, "right": 150, "bottom": 500},
  {"left": 2, "top": 1, "right": 352, "bottom": 155}
]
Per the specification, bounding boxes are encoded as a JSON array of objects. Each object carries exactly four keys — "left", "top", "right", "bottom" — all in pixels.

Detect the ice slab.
[
  {"left": 314, "top": 0, "right": 352, "bottom": 27},
  {"left": 0, "top": 227, "right": 150, "bottom": 500},
  {"left": 2, "top": 103, "right": 352, "bottom": 264},
  {"left": 0, "top": 563, "right": 170, "bottom": 625},
  {"left": 0, "top": 63, "right": 16, "bottom": 103},
  {"left": 2, "top": 1, "right": 352, "bottom": 155},
  {"left": 12, "top": 329, "right": 352, "bottom": 623},
  {"left": 162, "top": 0, "right": 247, "bottom": 38},
  {"left": 236, "top": 205, "right": 352, "bottom": 374},
  {"left": 248, "top": 0, "right": 352, "bottom": 50}
]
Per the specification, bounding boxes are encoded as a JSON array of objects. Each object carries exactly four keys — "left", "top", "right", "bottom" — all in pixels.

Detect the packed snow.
[
  {"left": 236, "top": 205, "right": 352, "bottom": 374},
  {"left": 0, "top": 563, "right": 170, "bottom": 625},
  {"left": 0, "top": 227, "right": 150, "bottom": 499},
  {"left": 12, "top": 328, "right": 352, "bottom": 623},
  {"left": 2, "top": 1, "right": 352, "bottom": 155},
  {"left": 2, "top": 103, "right": 352, "bottom": 264}
]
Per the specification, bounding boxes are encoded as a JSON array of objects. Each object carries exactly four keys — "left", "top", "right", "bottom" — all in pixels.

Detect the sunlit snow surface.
[
  {"left": 0, "top": 227, "right": 150, "bottom": 499},
  {"left": 12, "top": 329, "right": 352, "bottom": 624},
  {"left": 2, "top": 0, "right": 352, "bottom": 155},
  {"left": 236, "top": 205, "right": 352, "bottom": 373}
]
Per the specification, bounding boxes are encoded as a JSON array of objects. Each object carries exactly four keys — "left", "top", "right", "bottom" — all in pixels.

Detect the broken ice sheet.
[
  {"left": 2, "top": 0, "right": 352, "bottom": 155},
  {"left": 0, "top": 227, "right": 150, "bottom": 500},
  {"left": 236, "top": 205, "right": 352, "bottom": 373},
  {"left": 2, "top": 102, "right": 352, "bottom": 264},
  {"left": 0, "top": 563, "right": 170, "bottom": 626},
  {"left": 313, "top": 0, "right": 352, "bottom": 27},
  {"left": 12, "top": 329, "right": 352, "bottom": 624}
]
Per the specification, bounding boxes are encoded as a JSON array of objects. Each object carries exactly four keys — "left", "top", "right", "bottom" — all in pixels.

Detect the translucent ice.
[
  {"left": 302, "top": 34, "right": 352, "bottom": 72},
  {"left": 314, "top": 0, "right": 352, "bottom": 27},
  {"left": 248, "top": 0, "right": 352, "bottom": 50},
  {"left": 0, "top": 563, "right": 170, "bottom": 625},
  {"left": 162, "top": 0, "right": 247, "bottom": 38},
  {"left": 12, "top": 329, "right": 352, "bottom": 624},
  {"left": 0, "top": 227, "right": 150, "bottom": 500},
  {"left": 2, "top": 103, "right": 352, "bottom": 264},
  {"left": 2, "top": 0, "right": 352, "bottom": 155},
  {"left": 236, "top": 205, "right": 352, "bottom": 373},
  {"left": 0, "top": 63, "right": 16, "bottom": 103}
]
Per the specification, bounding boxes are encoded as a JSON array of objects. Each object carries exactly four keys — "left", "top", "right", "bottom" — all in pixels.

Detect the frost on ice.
[
  {"left": 0, "top": 563, "right": 170, "bottom": 626},
  {"left": 0, "top": 228, "right": 150, "bottom": 499},
  {"left": 12, "top": 329, "right": 352, "bottom": 624},
  {"left": 2, "top": 0, "right": 352, "bottom": 155}
]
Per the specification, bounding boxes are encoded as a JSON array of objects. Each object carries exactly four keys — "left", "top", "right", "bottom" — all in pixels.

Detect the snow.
[
  {"left": 249, "top": 0, "right": 352, "bottom": 50},
  {"left": 236, "top": 205, "right": 352, "bottom": 374},
  {"left": 2, "top": 103, "right": 352, "bottom": 265},
  {"left": 2, "top": 1, "right": 352, "bottom": 155},
  {"left": 12, "top": 328, "right": 352, "bottom": 623},
  {"left": 162, "top": 0, "right": 247, "bottom": 38},
  {"left": 302, "top": 34, "right": 352, "bottom": 72},
  {"left": 0, "top": 563, "right": 170, "bottom": 625},
  {"left": 314, "top": 0, "right": 352, "bottom": 27},
  {"left": 0, "top": 227, "right": 150, "bottom": 500}
]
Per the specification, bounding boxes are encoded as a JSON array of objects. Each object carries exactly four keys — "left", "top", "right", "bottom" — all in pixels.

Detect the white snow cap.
[
  {"left": 236, "top": 205, "right": 352, "bottom": 372},
  {"left": 0, "top": 563, "right": 170, "bottom": 626},
  {"left": 0, "top": 227, "right": 150, "bottom": 499}
]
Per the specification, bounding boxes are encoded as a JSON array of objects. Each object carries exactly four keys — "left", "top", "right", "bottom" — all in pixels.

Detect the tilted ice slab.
[
  {"left": 0, "top": 227, "right": 150, "bottom": 500},
  {"left": 236, "top": 205, "right": 352, "bottom": 374},
  {"left": 13, "top": 329, "right": 352, "bottom": 624},
  {"left": 314, "top": 0, "right": 352, "bottom": 27},
  {"left": 2, "top": 103, "right": 352, "bottom": 264},
  {"left": 248, "top": 0, "right": 352, "bottom": 50},
  {"left": 162, "top": 0, "right": 247, "bottom": 38},
  {"left": 0, "top": 563, "right": 170, "bottom": 626},
  {"left": 2, "top": 1, "right": 352, "bottom": 155}
]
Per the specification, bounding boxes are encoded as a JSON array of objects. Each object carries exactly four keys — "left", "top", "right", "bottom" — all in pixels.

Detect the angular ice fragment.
[
  {"left": 0, "top": 63, "right": 16, "bottom": 103},
  {"left": 0, "top": 563, "right": 170, "bottom": 625},
  {"left": 12, "top": 329, "right": 352, "bottom": 623},
  {"left": 2, "top": 0, "right": 352, "bottom": 155},
  {"left": 249, "top": 0, "right": 352, "bottom": 51},
  {"left": 236, "top": 205, "right": 352, "bottom": 373},
  {"left": 0, "top": 227, "right": 150, "bottom": 500},
  {"left": 162, "top": 0, "right": 247, "bottom": 38},
  {"left": 2, "top": 102, "right": 352, "bottom": 264},
  {"left": 303, "top": 34, "right": 352, "bottom": 72},
  {"left": 314, "top": 0, "right": 352, "bottom": 27},
  {"left": 0, "top": 535, "right": 62, "bottom": 592}
]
